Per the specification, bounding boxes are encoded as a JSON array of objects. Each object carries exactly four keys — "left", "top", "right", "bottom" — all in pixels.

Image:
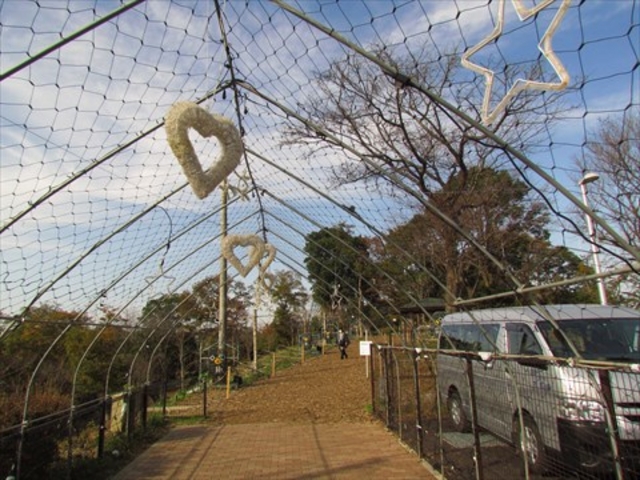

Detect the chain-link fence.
[{"left": 373, "top": 336, "right": 640, "bottom": 479}]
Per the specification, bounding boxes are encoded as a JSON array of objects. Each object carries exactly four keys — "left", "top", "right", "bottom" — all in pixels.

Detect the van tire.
[
  {"left": 447, "top": 390, "right": 470, "bottom": 433},
  {"left": 516, "top": 415, "right": 547, "bottom": 474}
]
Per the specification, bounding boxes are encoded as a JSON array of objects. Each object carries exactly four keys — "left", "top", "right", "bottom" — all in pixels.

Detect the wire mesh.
[{"left": 375, "top": 340, "right": 640, "bottom": 480}]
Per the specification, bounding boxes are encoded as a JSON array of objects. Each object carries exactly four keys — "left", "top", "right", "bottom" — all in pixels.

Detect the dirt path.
[
  {"left": 171, "top": 346, "right": 374, "bottom": 425},
  {"left": 219, "top": 347, "right": 373, "bottom": 424}
]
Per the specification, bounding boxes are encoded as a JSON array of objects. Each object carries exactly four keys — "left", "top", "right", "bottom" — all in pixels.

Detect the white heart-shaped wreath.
[
  {"left": 259, "top": 243, "right": 276, "bottom": 278},
  {"left": 165, "top": 101, "right": 244, "bottom": 199},
  {"left": 259, "top": 272, "right": 276, "bottom": 291},
  {"left": 222, "top": 235, "right": 277, "bottom": 278}
]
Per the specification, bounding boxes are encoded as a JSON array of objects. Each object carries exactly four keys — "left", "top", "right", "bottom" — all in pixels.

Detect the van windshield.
[{"left": 538, "top": 318, "right": 640, "bottom": 362}]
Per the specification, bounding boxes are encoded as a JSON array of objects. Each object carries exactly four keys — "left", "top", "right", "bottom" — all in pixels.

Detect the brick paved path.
[{"left": 113, "top": 422, "right": 438, "bottom": 479}]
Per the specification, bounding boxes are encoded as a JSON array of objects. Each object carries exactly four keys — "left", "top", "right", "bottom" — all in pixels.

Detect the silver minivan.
[{"left": 437, "top": 304, "right": 640, "bottom": 474}]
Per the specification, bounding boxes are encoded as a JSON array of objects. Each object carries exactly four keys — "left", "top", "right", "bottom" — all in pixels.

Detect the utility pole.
[
  {"left": 252, "top": 308, "right": 258, "bottom": 370},
  {"left": 218, "top": 179, "right": 229, "bottom": 371},
  {"left": 579, "top": 173, "right": 608, "bottom": 305}
]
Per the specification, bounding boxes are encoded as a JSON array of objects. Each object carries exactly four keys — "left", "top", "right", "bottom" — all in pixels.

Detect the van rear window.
[{"left": 440, "top": 324, "right": 499, "bottom": 352}]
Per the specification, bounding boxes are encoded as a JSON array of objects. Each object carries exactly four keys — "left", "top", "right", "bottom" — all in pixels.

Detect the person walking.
[{"left": 338, "top": 329, "right": 350, "bottom": 359}]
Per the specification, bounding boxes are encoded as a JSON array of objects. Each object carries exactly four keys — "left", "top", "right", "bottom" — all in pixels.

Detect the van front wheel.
[
  {"left": 516, "top": 415, "right": 547, "bottom": 474},
  {"left": 447, "top": 390, "right": 470, "bottom": 432}
]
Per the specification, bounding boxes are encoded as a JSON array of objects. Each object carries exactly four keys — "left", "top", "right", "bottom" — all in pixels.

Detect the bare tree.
[
  {"left": 580, "top": 112, "right": 640, "bottom": 250},
  {"left": 286, "top": 46, "right": 569, "bottom": 306},
  {"left": 579, "top": 112, "right": 640, "bottom": 306}
]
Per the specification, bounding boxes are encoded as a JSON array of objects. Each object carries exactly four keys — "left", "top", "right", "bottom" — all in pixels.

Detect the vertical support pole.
[
  {"left": 413, "top": 349, "right": 424, "bottom": 459},
  {"left": 203, "top": 375, "right": 208, "bottom": 418},
  {"left": 370, "top": 344, "right": 376, "bottom": 415},
  {"left": 365, "top": 350, "right": 369, "bottom": 378},
  {"left": 162, "top": 374, "right": 168, "bottom": 419},
  {"left": 357, "top": 276, "right": 364, "bottom": 338},
  {"left": 322, "top": 311, "right": 327, "bottom": 355},
  {"left": 142, "top": 384, "right": 148, "bottom": 430},
  {"left": 218, "top": 179, "right": 228, "bottom": 371},
  {"left": 252, "top": 309, "right": 258, "bottom": 371},
  {"left": 97, "top": 398, "right": 107, "bottom": 458},
  {"left": 226, "top": 366, "right": 232, "bottom": 399},
  {"left": 126, "top": 391, "right": 135, "bottom": 439},
  {"left": 271, "top": 352, "right": 276, "bottom": 378},
  {"left": 15, "top": 425, "right": 25, "bottom": 480},
  {"left": 67, "top": 407, "right": 74, "bottom": 480},
  {"left": 465, "top": 357, "right": 484, "bottom": 480},
  {"left": 598, "top": 370, "right": 623, "bottom": 479},
  {"left": 579, "top": 178, "right": 608, "bottom": 305},
  {"left": 385, "top": 348, "right": 392, "bottom": 427},
  {"left": 198, "top": 337, "right": 203, "bottom": 380}
]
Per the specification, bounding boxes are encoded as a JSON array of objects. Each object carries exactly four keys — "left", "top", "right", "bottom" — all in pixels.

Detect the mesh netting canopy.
[{"left": 2, "top": 0, "right": 638, "bottom": 325}]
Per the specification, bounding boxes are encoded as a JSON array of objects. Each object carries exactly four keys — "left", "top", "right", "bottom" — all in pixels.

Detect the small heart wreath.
[{"left": 221, "top": 234, "right": 277, "bottom": 278}]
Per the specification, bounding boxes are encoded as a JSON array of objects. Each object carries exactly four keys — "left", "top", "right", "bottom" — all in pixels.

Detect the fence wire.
[{"left": 373, "top": 332, "right": 640, "bottom": 480}]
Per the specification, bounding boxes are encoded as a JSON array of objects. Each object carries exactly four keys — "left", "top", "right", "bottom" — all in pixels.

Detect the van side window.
[
  {"left": 438, "top": 325, "right": 459, "bottom": 350},
  {"left": 440, "top": 324, "right": 500, "bottom": 352},
  {"left": 506, "top": 324, "right": 542, "bottom": 355}
]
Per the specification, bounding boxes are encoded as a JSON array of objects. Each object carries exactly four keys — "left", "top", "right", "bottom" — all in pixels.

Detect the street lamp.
[{"left": 578, "top": 172, "right": 608, "bottom": 305}]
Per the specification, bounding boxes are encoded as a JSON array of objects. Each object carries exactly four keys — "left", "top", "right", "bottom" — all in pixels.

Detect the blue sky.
[{"left": 1, "top": 0, "right": 638, "bottom": 320}]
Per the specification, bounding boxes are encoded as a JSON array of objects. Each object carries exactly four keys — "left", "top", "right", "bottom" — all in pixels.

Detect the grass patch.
[
  {"left": 233, "top": 345, "right": 325, "bottom": 386},
  {"left": 47, "top": 414, "right": 170, "bottom": 480},
  {"left": 169, "top": 415, "right": 208, "bottom": 426}
]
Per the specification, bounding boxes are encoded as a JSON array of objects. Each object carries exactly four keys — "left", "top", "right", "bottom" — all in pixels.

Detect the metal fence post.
[
  {"left": 15, "top": 423, "right": 25, "bottom": 480},
  {"left": 142, "top": 383, "right": 148, "bottom": 430},
  {"left": 97, "top": 397, "right": 107, "bottom": 458},
  {"left": 162, "top": 376, "right": 168, "bottom": 418},
  {"left": 370, "top": 343, "right": 376, "bottom": 415},
  {"left": 203, "top": 375, "right": 208, "bottom": 418},
  {"left": 126, "top": 391, "right": 135, "bottom": 439},
  {"left": 385, "top": 348, "right": 392, "bottom": 427},
  {"left": 413, "top": 349, "right": 424, "bottom": 460},
  {"left": 465, "top": 356, "right": 484, "bottom": 480},
  {"left": 598, "top": 369, "right": 624, "bottom": 479}
]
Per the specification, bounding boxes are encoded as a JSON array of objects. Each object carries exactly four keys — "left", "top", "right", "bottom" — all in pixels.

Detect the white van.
[{"left": 437, "top": 304, "right": 640, "bottom": 475}]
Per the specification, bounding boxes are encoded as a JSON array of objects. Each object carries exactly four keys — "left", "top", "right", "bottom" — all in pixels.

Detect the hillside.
[{"left": 171, "top": 346, "right": 374, "bottom": 425}]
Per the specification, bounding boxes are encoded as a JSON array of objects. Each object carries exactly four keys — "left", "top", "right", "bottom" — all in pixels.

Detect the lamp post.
[{"left": 579, "top": 173, "right": 608, "bottom": 305}]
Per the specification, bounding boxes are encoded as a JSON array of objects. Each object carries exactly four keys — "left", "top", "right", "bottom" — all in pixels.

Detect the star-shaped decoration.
[
  {"left": 228, "top": 170, "right": 252, "bottom": 202},
  {"left": 145, "top": 256, "right": 176, "bottom": 291},
  {"left": 145, "top": 270, "right": 176, "bottom": 289},
  {"left": 461, "top": 0, "right": 571, "bottom": 125}
]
